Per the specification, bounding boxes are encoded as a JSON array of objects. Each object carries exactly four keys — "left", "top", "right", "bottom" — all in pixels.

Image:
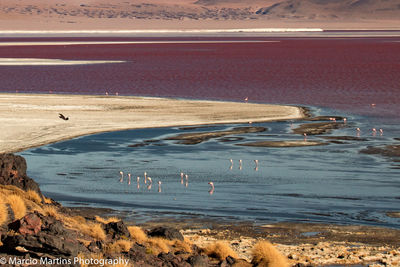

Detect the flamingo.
[
  {"left": 147, "top": 177, "right": 152, "bottom": 190},
  {"left": 244, "top": 97, "right": 248, "bottom": 103},
  {"left": 137, "top": 176, "right": 140, "bottom": 189},
  {"left": 105, "top": 92, "right": 109, "bottom": 96},
  {"left": 343, "top": 118, "right": 347, "bottom": 123},
  {"left": 144, "top": 172, "right": 147, "bottom": 184},
  {"left": 254, "top": 159, "right": 259, "bottom": 171},
  {"left": 372, "top": 128, "right": 377, "bottom": 136},
  {"left": 128, "top": 173, "right": 131, "bottom": 185},
  {"left": 119, "top": 171, "right": 124, "bottom": 183},
  {"left": 185, "top": 174, "right": 189, "bottom": 181},
  {"left": 303, "top": 133, "right": 307, "bottom": 141},
  {"left": 180, "top": 172, "right": 184, "bottom": 184},
  {"left": 379, "top": 128, "right": 383, "bottom": 135},
  {"left": 239, "top": 159, "right": 242, "bottom": 170},
  {"left": 158, "top": 181, "right": 162, "bottom": 193},
  {"left": 208, "top": 182, "right": 214, "bottom": 195}
]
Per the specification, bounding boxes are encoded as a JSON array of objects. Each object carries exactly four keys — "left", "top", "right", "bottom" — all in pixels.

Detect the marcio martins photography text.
[{"left": 3, "top": 256, "right": 129, "bottom": 266}]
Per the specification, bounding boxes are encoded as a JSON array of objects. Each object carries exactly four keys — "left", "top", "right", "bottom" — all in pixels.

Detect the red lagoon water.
[{"left": 0, "top": 36, "right": 399, "bottom": 118}]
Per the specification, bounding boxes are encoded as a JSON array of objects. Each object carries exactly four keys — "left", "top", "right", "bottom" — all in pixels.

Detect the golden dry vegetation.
[
  {"left": 25, "top": 190, "right": 42, "bottom": 204},
  {"left": 203, "top": 241, "right": 238, "bottom": 260},
  {"left": 95, "top": 215, "right": 120, "bottom": 224},
  {"left": 0, "top": 199, "right": 7, "bottom": 226},
  {"left": 105, "top": 239, "right": 133, "bottom": 254},
  {"left": 252, "top": 241, "right": 289, "bottom": 267},
  {"left": 6, "top": 194, "right": 26, "bottom": 220},
  {"left": 128, "top": 226, "right": 148, "bottom": 243}
]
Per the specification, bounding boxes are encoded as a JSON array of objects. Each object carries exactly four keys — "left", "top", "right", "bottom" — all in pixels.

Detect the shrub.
[
  {"left": 203, "top": 241, "right": 238, "bottom": 260},
  {"left": 0, "top": 200, "right": 8, "bottom": 226},
  {"left": 128, "top": 226, "right": 148, "bottom": 243},
  {"left": 44, "top": 197, "right": 53, "bottom": 204},
  {"left": 26, "top": 190, "right": 42, "bottom": 204},
  {"left": 95, "top": 216, "right": 120, "bottom": 224},
  {"left": 42, "top": 205, "right": 60, "bottom": 219},
  {"left": 78, "top": 222, "right": 106, "bottom": 241},
  {"left": 148, "top": 237, "right": 171, "bottom": 254},
  {"left": 172, "top": 239, "right": 192, "bottom": 253},
  {"left": 6, "top": 194, "right": 26, "bottom": 220},
  {"left": 251, "top": 240, "right": 289, "bottom": 267},
  {"left": 105, "top": 239, "right": 132, "bottom": 254}
]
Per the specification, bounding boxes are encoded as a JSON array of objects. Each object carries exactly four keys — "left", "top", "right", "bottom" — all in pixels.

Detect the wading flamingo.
[
  {"left": 158, "top": 181, "right": 162, "bottom": 193},
  {"left": 303, "top": 133, "right": 307, "bottom": 141},
  {"left": 147, "top": 177, "right": 152, "bottom": 190},
  {"left": 254, "top": 160, "right": 259, "bottom": 171},
  {"left": 128, "top": 173, "right": 131, "bottom": 185},
  {"left": 144, "top": 172, "right": 147, "bottom": 184},
  {"left": 180, "top": 172, "right": 184, "bottom": 184},
  {"left": 137, "top": 177, "right": 140, "bottom": 189},
  {"left": 239, "top": 159, "right": 242, "bottom": 170},
  {"left": 119, "top": 171, "right": 124, "bottom": 183},
  {"left": 208, "top": 182, "right": 214, "bottom": 195}
]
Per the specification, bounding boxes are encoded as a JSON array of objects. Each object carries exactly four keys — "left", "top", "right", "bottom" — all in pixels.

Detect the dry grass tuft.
[
  {"left": 6, "top": 194, "right": 26, "bottom": 220},
  {"left": 148, "top": 237, "right": 171, "bottom": 254},
  {"left": 0, "top": 200, "right": 8, "bottom": 226},
  {"left": 67, "top": 217, "right": 106, "bottom": 241},
  {"left": 42, "top": 205, "right": 60, "bottom": 219},
  {"left": 44, "top": 197, "right": 53, "bottom": 204},
  {"left": 251, "top": 240, "right": 289, "bottom": 267},
  {"left": 128, "top": 226, "right": 148, "bottom": 243},
  {"left": 26, "top": 190, "right": 42, "bottom": 204},
  {"left": 172, "top": 239, "right": 192, "bottom": 253},
  {"left": 203, "top": 241, "right": 238, "bottom": 260},
  {"left": 95, "top": 215, "right": 120, "bottom": 224},
  {"left": 105, "top": 239, "right": 132, "bottom": 254},
  {"left": 83, "top": 222, "right": 107, "bottom": 241}
]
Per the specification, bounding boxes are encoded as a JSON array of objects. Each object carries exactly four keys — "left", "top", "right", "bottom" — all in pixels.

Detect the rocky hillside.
[
  {"left": 0, "top": 0, "right": 399, "bottom": 22},
  {"left": 256, "top": 0, "right": 400, "bottom": 20}
]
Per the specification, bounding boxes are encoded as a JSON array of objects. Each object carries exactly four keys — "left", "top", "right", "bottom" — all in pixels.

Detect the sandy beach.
[{"left": 0, "top": 93, "right": 303, "bottom": 153}]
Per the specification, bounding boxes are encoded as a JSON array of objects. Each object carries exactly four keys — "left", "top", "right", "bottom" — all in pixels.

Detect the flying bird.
[{"left": 58, "top": 113, "right": 69, "bottom": 120}]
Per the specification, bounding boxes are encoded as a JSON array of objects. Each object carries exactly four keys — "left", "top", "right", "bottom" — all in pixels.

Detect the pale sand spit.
[{"left": 0, "top": 93, "right": 304, "bottom": 153}]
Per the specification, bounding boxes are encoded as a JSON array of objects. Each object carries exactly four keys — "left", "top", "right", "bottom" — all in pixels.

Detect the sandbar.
[{"left": 0, "top": 93, "right": 304, "bottom": 153}]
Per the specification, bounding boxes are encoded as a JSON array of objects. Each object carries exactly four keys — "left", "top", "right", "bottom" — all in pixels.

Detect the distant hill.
[
  {"left": 255, "top": 0, "right": 400, "bottom": 19},
  {"left": 0, "top": 0, "right": 399, "bottom": 30}
]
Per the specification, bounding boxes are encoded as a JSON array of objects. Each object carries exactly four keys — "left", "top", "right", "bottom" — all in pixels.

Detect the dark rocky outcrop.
[
  {"left": 128, "top": 243, "right": 164, "bottom": 266},
  {"left": 8, "top": 212, "right": 42, "bottom": 235},
  {"left": 104, "top": 221, "right": 131, "bottom": 239},
  {"left": 187, "top": 255, "right": 210, "bottom": 267},
  {"left": 158, "top": 252, "right": 191, "bottom": 267},
  {"left": 0, "top": 153, "right": 42, "bottom": 195},
  {"left": 2, "top": 212, "right": 87, "bottom": 258},
  {"left": 148, "top": 226, "right": 184, "bottom": 241}
]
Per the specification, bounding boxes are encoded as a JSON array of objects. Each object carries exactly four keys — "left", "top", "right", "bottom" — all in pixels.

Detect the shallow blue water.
[{"left": 19, "top": 106, "right": 400, "bottom": 228}]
